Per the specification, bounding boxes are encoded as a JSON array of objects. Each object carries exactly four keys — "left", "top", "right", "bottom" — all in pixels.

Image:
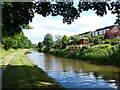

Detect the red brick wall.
[
  {"left": 110, "top": 26, "right": 119, "bottom": 34},
  {"left": 110, "top": 26, "right": 120, "bottom": 39}
]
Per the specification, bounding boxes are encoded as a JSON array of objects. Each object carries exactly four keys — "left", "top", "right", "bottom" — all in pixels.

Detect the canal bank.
[
  {"left": 48, "top": 44, "right": 120, "bottom": 67},
  {"left": 2, "top": 49, "right": 65, "bottom": 89},
  {"left": 26, "top": 50, "right": 120, "bottom": 89}
]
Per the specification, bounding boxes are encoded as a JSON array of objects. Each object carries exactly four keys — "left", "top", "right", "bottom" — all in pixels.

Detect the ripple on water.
[{"left": 26, "top": 51, "right": 120, "bottom": 89}]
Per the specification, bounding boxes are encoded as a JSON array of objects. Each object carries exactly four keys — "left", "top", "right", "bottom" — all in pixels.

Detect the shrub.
[
  {"left": 48, "top": 44, "right": 119, "bottom": 67},
  {"left": 111, "top": 38, "right": 120, "bottom": 45},
  {"left": 105, "top": 39, "right": 111, "bottom": 44}
]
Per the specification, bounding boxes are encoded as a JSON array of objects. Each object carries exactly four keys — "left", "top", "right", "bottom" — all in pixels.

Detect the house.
[
  {"left": 78, "top": 31, "right": 91, "bottom": 45},
  {"left": 79, "top": 38, "right": 90, "bottom": 45},
  {"left": 91, "top": 25, "right": 120, "bottom": 38}
]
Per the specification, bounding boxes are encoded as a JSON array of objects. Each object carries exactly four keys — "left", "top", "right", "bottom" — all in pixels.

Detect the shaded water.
[{"left": 26, "top": 50, "right": 120, "bottom": 89}]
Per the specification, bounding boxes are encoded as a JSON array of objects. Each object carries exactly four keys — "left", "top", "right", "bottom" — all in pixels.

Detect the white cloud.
[{"left": 23, "top": 11, "right": 116, "bottom": 44}]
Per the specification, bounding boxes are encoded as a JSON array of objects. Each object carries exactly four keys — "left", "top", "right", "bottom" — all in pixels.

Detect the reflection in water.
[{"left": 26, "top": 50, "right": 120, "bottom": 89}]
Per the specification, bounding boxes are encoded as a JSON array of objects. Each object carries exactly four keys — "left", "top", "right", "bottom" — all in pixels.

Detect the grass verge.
[
  {"left": 2, "top": 49, "right": 65, "bottom": 89},
  {"left": 48, "top": 44, "right": 120, "bottom": 67}
]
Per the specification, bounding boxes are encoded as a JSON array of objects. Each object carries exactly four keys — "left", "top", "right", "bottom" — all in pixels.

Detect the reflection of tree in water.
[
  {"left": 116, "top": 72, "right": 120, "bottom": 89},
  {"left": 44, "top": 54, "right": 53, "bottom": 70},
  {"left": 72, "top": 69, "right": 120, "bottom": 89},
  {"left": 42, "top": 54, "right": 120, "bottom": 89},
  {"left": 93, "top": 71, "right": 120, "bottom": 89},
  {"left": 93, "top": 72, "right": 99, "bottom": 80}
]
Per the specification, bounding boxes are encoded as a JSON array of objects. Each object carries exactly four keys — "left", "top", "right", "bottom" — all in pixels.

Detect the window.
[
  {"left": 91, "top": 33, "right": 94, "bottom": 37},
  {"left": 98, "top": 31, "right": 100, "bottom": 35},
  {"left": 95, "top": 32, "right": 98, "bottom": 36},
  {"left": 99, "top": 31, "right": 102, "bottom": 35},
  {"left": 102, "top": 30, "right": 105, "bottom": 34},
  {"left": 80, "top": 35, "right": 84, "bottom": 39}
]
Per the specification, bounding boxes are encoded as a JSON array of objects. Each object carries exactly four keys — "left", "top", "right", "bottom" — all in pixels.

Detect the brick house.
[{"left": 91, "top": 25, "right": 120, "bottom": 38}]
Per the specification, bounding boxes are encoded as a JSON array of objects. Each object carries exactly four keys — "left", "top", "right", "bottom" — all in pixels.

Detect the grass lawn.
[{"left": 2, "top": 49, "right": 65, "bottom": 89}]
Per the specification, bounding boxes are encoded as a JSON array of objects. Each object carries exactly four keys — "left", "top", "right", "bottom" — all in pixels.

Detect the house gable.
[{"left": 110, "top": 25, "right": 119, "bottom": 34}]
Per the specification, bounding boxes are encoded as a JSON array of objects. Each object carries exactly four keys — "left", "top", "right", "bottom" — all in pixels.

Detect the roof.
[
  {"left": 70, "top": 35, "right": 79, "bottom": 38},
  {"left": 96, "top": 25, "right": 117, "bottom": 31},
  {"left": 78, "top": 31, "right": 91, "bottom": 35}
]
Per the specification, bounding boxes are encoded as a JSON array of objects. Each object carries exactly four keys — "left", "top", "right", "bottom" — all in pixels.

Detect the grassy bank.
[
  {"left": 1, "top": 47, "right": 15, "bottom": 66},
  {"left": 49, "top": 44, "right": 120, "bottom": 67},
  {"left": 2, "top": 49, "right": 64, "bottom": 89}
]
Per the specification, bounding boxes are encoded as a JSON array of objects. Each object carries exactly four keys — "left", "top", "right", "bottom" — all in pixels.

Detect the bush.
[
  {"left": 2, "top": 47, "right": 15, "bottom": 59},
  {"left": 111, "top": 38, "right": 120, "bottom": 45},
  {"left": 105, "top": 39, "right": 111, "bottom": 44},
  {"left": 48, "top": 44, "right": 120, "bottom": 67}
]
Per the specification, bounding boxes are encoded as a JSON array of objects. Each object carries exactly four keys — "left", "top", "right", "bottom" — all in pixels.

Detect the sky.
[{"left": 23, "top": 10, "right": 117, "bottom": 44}]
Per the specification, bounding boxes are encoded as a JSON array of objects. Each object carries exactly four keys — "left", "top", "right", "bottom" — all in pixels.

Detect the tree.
[
  {"left": 113, "top": 2, "right": 120, "bottom": 28},
  {"left": 62, "top": 35, "right": 68, "bottom": 46},
  {"left": 2, "top": 2, "right": 34, "bottom": 37},
  {"left": 55, "top": 35, "right": 62, "bottom": 41},
  {"left": 70, "top": 35, "right": 80, "bottom": 45},
  {"left": 115, "top": 12, "right": 120, "bottom": 28},
  {"left": 92, "top": 35, "right": 104, "bottom": 45},
  {"left": 2, "top": 2, "right": 120, "bottom": 37},
  {"left": 84, "top": 34, "right": 91, "bottom": 39},
  {"left": 2, "top": 31, "right": 34, "bottom": 50},
  {"left": 43, "top": 33, "right": 53, "bottom": 51},
  {"left": 38, "top": 42, "right": 44, "bottom": 51}
]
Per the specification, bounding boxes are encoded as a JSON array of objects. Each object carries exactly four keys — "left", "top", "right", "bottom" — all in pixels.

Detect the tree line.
[
  {"left": 2, "top": 31, "right": 37, "bottom": 50},
  {"left": 37, "top": 33, "right": 82, "bottom": 52}
]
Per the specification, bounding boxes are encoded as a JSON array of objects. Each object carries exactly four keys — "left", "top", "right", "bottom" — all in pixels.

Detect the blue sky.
[{"left": 23, "top": 10, "right": 117, "bottom": 44}]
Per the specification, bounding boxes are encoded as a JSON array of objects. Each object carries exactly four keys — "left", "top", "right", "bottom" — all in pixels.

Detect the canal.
[{"left": 26, "top": 50, "right": 120, "bottom": 89}]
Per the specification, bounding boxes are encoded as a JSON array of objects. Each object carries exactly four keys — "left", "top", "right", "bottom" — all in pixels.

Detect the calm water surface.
[{"left": 26, "top": 50, "right": 120, "bottom": 89}]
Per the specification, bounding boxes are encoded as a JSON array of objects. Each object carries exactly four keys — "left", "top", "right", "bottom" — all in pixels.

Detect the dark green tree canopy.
[
  {"left": 38, "top": 42, "right": 43, "bottom": 49},
  {"left": 2, "top": 2, "right": 34, "bottom": 37},
  {"left": 2, "top": 31, "right": 35, "bottom": 50},
  {"left": 2, "top": 1, "right": 120, "bottom": 37},
  {"left": 43, "top": 33, "right": 53, "bottom": 51}
]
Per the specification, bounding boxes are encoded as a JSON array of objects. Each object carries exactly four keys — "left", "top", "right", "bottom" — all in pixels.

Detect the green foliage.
[
  {"left": 49, "top": 44, "right": 120, "bottom": 67},
  {"left": 92, "top": 35, "right": 104, "bottom": 45},
  {"left": 62, "top": 35, "right": 69, "bottom": 45},
  {"left": 70, "top": 35, "right": 80, "bottom": 45},
  {"left": 54, "top": 43, "right": 62, "bottom": 48},
  {"left": 20, "top": 24, "right": 33, "bottom": 30},
  {"left": 49, "top": 49, "right": 68, "bottom": 57},
  {"left": 105, "top": 39, "right": 111, "bottom": 44},
  {"left": 1, "top": 46, "right": 15, "bottom": 59},
  {"left": 111, "top": 38, "right": 120, "bottom": 45},
  {"left": 84, "top": 33, "right": 91, "bottom": 39},
  {"left": 104, "top": 38, "right": 120, "bottom": 45},
  {"left": 2, "top": 31, "right": 35, "bottom": 50},
  {"left": 92, "top": 39, "right": 100, "bottom": 45},
  {"left": 114, "top": 12, "right": 120, "bottom": 28},
  {"left": 43, "top": 33, "right": 53, "bottom": 51},
  {"left": 2, "top": 2, "right": 34, "bottom": 37},
  {"left": 38, "top": 42, "right": 43, "bottom": 49},
  {"left": 83, "top": 45, "right": 119, "bottom": 66}
]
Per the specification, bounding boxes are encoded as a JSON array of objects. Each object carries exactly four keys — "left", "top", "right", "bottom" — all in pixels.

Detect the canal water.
[{"left": 26, "top": 50, "right": 120, "bottom": 89}]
